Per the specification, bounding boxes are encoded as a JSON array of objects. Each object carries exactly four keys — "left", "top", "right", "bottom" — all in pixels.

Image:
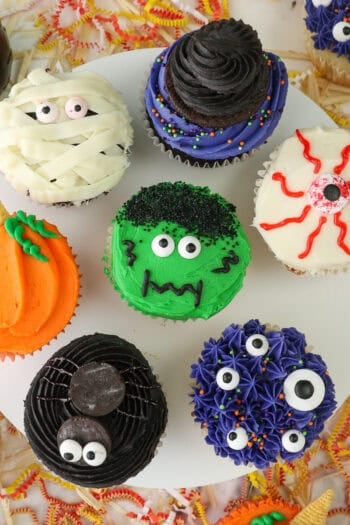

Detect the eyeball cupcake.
[
  {"left": 254, "top": 126, "right": 350, "bottom": 274},
  {"left": 190, "top": 319, "right": 336, "bottom": 469},
  {"left": 144, "top": 18, "right": 288, "bottom": 167},
  {"left": 305, "top": 0, "right": 350, "bottom": 87},
  {"left": 24, "top": 333, "right": 168, "bottom": 488},
  {"left": 104, "top": 181, "right": 251, "bottom": 320},
  {"left": 0, "top": 68, "right": 133, "bottom": 205},
  {"left": 0, "top": 202, "right": 80, "bottom": 359}
]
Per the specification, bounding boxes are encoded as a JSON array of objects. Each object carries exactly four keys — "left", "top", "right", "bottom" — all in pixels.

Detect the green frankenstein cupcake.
[{"left": 105, "top": 182, "right": 251, "bottom": 320}]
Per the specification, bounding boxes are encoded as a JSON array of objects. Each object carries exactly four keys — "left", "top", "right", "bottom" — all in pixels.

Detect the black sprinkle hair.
[{"left": 116, "top": 182, "right": 238, "bottom": 241}]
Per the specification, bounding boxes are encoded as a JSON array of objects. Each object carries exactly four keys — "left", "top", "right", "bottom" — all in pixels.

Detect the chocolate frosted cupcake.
[
  {"left": 24, "top": 333, "right": 167, "bottom": 487},
  {"left": 190, "top": 320, "right": 336, "bottom": 469},
  {"left": 144, "top": 19, "right": 288, "bottom": 167}
]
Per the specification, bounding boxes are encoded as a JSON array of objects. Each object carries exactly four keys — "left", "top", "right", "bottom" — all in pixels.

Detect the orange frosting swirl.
[{"left": 0, "top": 214, "right": 79, "bottom": 359}]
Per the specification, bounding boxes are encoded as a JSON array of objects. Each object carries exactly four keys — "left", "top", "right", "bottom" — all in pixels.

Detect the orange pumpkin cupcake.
[
  {"left": 0, "top": 202, "right": 80, "bottom": 360},
  {"left": 217, "top": 497, "right": 301, "bottom": 525}
]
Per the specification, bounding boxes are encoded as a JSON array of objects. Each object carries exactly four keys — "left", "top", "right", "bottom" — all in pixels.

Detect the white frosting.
[
  {"left": 254, "top": 127, "right": 350, "bottom": 273},
  {"left": 0, "top": 69, "right": 133, "bottom": 204}
]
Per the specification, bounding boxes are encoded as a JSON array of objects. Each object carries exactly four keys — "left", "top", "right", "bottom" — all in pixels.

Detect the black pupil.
[
  {"left": 323, "top": 184, "right": 340, "bottom": 202},
  {"left": 74, "top": 104, "right": 82, "bottom": 112},
  {"left": 159, "top": 238, "right": 168, "bottom": 248},
  {"left": 222, "top": 372, "right": 232, "bottom": 383},
  {"left": 294, "top": 380, "right": 314, "bottom": 399},
  {"left": 252, "top": 337, "right": 263, "bottom": 349},
  {"left": 343, "top": 26, "right": 350, "bottom": 36},
  {"left": 86, "top": 451, "right": 95, "bottom": 460},
  {"left": 64, "top": 452, "right": 74, "bottom": 461},
  {"left": 289, "top": 433, "right": 299, "bottom": 443},
  {"left": 42, "top": 106, "right": 50, "bottom": 114},
  {"left": 228, "top": 431, "right": 237, "bottom": 441},
  {"left": 186, "top": 243, "right": 196, "bottom": 253}
]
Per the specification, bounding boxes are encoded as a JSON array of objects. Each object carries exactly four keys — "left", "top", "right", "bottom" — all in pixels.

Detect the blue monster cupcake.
[
  {"left": 190, "top": 320, "right": 336, "bottom": 469},
  {"left": 305, "top": 0, "right": 350, "bottom": 87}
]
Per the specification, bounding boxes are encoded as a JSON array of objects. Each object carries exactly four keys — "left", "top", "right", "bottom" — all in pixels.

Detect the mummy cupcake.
[
  {"left": 24, "top": 333, "right": 167, "bottom": 487},
  {"left": 0, "top": 69, "right": 133, "bottom": 205},
  {"left": 104, "top": 182, "right": 251, "bottom": 320},
  {"left": 0, "top": 203, "right": 79, "bottom": 360},
  {"left": 254, "top": 127, "right": 350, "bottom": 274},
  {"left": 305, "top": 0, "right": 350, "bottom": 87},
  {"left": 144, "top": 19, "right": 288, "bottom": 167},
  {"left": 190, "top": 320, "right": 336, "bottom": 469}
]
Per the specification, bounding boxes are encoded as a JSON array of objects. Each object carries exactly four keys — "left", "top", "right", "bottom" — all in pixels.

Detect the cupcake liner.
[
  {"left": 305, "top": 31, "right": 350, "bottom": 88},
  {"left": 143, "top": 114, "right": 257, "bottom": 169}
]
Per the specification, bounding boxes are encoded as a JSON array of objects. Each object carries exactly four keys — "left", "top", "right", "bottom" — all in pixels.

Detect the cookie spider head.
[
  {"left": 305, "top": 0, "right": 350, "bottom": 58},
  {"left": 105, "top": 182, "right": 251, "bottom": 320},
  {"left": 24, "top": 333, "right": 167, "bottom": 487},
  {"left": 0, "top": 69, "right": 133, "bottom": 204},
  {"left": 191, "top": 320, "right": 336, "bottom": 469}
]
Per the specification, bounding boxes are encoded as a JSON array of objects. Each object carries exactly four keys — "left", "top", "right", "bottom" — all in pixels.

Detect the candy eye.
[
  {"left": 245, "top": 334, "right": 269, "bottom": 356},
  {"left": 307, "top": 174, "right": 350, "bottom": 214},
  {"left": 59, "top": 439, "right": 82, "bottom": 463},
  {"left": 332, "top": 22, "right": 350, "bottom": 42},
  {"left": 216, "top": 367, "right": 240, "bottom": 390},
  {"left": 178, "top": 236, "right": 201, "bottom": 259},
  {"left": 151, "top": 234, "right": 175, "bottom": 257},
  {"left": 36, "top": 101, "right": 59, "bottom": 123},
  {"left": 281, "top": 429, "right": 306, "bottom": 453},
  {"left": 283, "top": 369, "right": 325, "bottom": 411},
  {"left": 65, "top": 97, "right": 89, "bottom": 119},
  {"left": 311, "top": 0, "right": 332, "bottom": 6},
  {"left": 226, "top": 427, "right": 249, "bottom": 450},
  {"left": 82, "top": 442, "right": 107, "bottom": 466}
]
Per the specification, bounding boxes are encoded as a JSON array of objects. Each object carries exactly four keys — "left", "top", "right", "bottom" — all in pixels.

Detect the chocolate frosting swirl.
[
  {"left": 166, "top": 19, "right": 269, "bottom": 127},
  {"left": 24, "top": 333, "right": 167, "bottom": 487}
]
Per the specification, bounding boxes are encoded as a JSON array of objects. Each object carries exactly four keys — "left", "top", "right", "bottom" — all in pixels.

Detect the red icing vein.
[
  {"left": 334, "top": 212, "right": 350, "bottom": 255},
  {"left": 260, "top": 205, "right": 312, "bottom": 231},
  {"left": 298, "top": 216, "right": 327, "bottom": 259},
  {"left": 295, "top": 129, "right": 322, "bottom": 174},
  {"left": 334, "top": 145, "right": 350, "bottom": 175},
  {"left": 272, "top": 172, "right": 305, "bottom": 197}
]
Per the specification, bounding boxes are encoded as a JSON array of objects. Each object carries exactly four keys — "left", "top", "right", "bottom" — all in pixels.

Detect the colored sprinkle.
[{"left": 219, "top": 404, "right": 225, "bottom": 410}]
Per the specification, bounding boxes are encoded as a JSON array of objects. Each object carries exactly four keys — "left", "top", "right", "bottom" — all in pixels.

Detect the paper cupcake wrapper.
[
  {"left": 254, "top": 148, "right": 350, "bottom": 276},
  {"left": 305, "top": 31, "right": 350, "bottom": 88}
]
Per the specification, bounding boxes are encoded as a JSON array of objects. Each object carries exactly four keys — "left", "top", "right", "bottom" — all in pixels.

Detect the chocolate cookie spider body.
[{"left": 24, "top": 333, "right": 167, "bottom": 487}]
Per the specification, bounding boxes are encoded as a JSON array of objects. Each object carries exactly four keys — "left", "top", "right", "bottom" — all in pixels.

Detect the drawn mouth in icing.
[{"left": 141, "top": 269, "right": 203, "bottom": 308}]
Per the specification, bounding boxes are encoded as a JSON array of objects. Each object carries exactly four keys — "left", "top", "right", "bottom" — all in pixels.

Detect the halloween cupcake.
[
  {"left": 190, "top": 319, "right": 336, "bottom": 469},
  {"left": 144, "top": 19, "right": 288, "bottom": 167},
  {"left": 104, "top": 181, "right": 251, "bottom": 320},
  {"left": 0, "top": 68, "right": 133, "bottom": 205},
  {"left": 24, "top": 333, "right": 168, "bottom": 488},
  {"left": 254, "top": 126, "right": 350, "bottom": 274},
  {"left": 0, "top": 22, "right": 12, "bottom": 94},
  {"left": 305, "top": 0, "right": 350, "bottom": 87},
  {"left": 0, "top": 202, "right": 80, "bottom": 359}
]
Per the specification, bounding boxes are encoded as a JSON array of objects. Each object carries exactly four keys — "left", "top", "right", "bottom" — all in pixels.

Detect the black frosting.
[
  {"left": 117, "top": 182, "right": 238, "bottom": 243},
  {"left": 0, "top": 23, "right": 12, "bottom": 93},
  {"left": 24, "top": 333, "right": 167, "bottom": 488},
  {"left": 165, "top": 19, "right": 269, "bottom": 127}
]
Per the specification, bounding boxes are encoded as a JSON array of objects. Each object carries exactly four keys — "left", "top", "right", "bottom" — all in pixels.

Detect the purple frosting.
[
  {"left": 144, "top": 43, "right": 288, "bottom": 161},
  {"left": 305, "top": 0, "right": 350, "bottom": 59},
  {"left": 190, "top": 320, "right": 336, "bottom": 469}
]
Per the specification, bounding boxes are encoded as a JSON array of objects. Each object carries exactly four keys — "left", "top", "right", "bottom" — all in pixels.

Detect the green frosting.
[
  {"left": 106, "top": 183, "right": 251, "bottom": 320},
  {"left": 4, "top": 210, "right": 58, "bottom": 262},
  {"left": 250, "top": 512, "right": 287, "bottom": 525}
]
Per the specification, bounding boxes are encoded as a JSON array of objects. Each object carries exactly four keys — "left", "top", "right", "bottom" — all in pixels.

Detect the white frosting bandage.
[{"left": 0, "top": 69, "right": 133, "bottom": 204}]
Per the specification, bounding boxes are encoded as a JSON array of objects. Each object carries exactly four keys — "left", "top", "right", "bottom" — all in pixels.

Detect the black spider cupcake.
[{"left": 24, "top": 333, "right": 167, "bottom": 488}]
